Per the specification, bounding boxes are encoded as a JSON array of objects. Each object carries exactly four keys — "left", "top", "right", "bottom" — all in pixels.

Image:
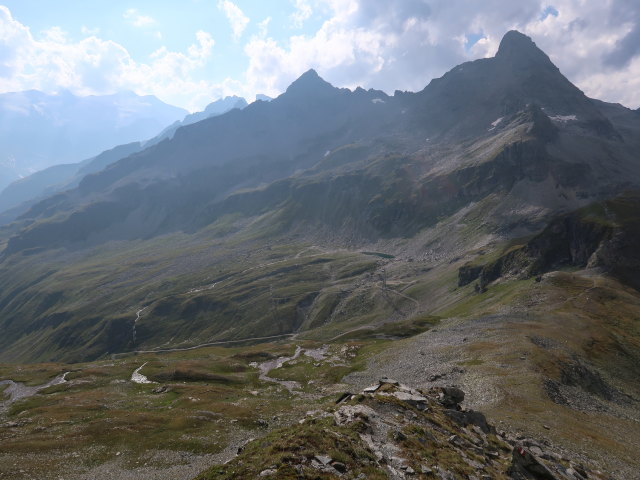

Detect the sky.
[{"left": 0, "top": 1, "right": 639, "bottom": 112}]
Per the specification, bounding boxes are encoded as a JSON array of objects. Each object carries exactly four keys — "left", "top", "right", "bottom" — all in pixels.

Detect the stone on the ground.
[
  {"left": 508, "top": 443, "right": 560, "bottom": 480},
  {"left": 438, "top": 386, "right": 465, "bottom": 408},
  {"left": 314, "top": 455, "right": 332, "bottom": 465},
  {"left": 389, "top": 390, "right": 429, "bottom": 410},
  {"left": 334, "top": 404, "right": 376, "bottom": 426}
]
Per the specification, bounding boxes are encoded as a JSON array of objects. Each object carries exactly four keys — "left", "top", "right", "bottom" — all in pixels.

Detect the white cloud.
[
  {"left": 123, "top": 8, "right": 156, "bottom": 28},
  {"left": 290, "top": 0, "right": 313, "bottom": 28},
  {"left": 81, "top": 26, "right": 100, "bottom": 36},
  {"left": 258, "top": 17, "right": 272, "bottom": 38},
  {"left": 2, "top": 2, "right": 640, "bottom": 112},
  {"left": 239, "top": 0, "right": 640, "bottom": 109},
  {"left": 217, "top": 0, "right": 250, "bottom": 40},
  {"left": 0, "top": 6, "right": 222, "bottom": 111}
]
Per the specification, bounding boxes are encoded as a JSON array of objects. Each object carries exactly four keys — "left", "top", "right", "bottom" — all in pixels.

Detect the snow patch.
[
  {"left": 324, "top": 150, "right": 331, "bottom": 157},
  {"left": 488, "top": 117, "right": 503, "bottom": 131},
  {"left": 550, "top": 115, "right": 577, "bottom": 122},
  {"left": 371, "top": 98, "right": 385, "bottom": 104}
]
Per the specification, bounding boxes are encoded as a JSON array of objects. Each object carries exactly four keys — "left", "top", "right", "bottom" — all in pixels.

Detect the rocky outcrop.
[
  {"left": 459, "top": 191, "right": 640, "bottom": 290},
  {"left": 195, "top": 379, "right": 609, "bottom": 480},
  {"left": 458, "top": 264, "right": 484, "bottom": 287},
  {"left": 508, "top": 444, "right": 560, "bottom": 479}
]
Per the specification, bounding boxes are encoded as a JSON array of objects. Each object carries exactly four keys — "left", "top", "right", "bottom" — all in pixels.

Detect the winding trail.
[
  {"left": 187, "top": 282, "right": 219, "bottom": 294},
  {"left": 124, "top": 246, "right": 390, "bottom": 356},
  {"left": 562, "top": 277, "right": 598, "bottom": 305},
  {"left": 118, "top": 333, "right": 296, "bottom": 357},
  {"left": 380, "top": 285, "right": 420, "bottom": 306}
]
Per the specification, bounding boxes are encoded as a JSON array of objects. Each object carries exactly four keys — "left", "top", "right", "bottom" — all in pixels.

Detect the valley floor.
[{"left": 1, "top": 266, "right": 638, "bottom": 479}]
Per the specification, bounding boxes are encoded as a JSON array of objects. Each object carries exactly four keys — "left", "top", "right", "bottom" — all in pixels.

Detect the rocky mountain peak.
[
  {"left": 202, "top": 95, "right": 247, "bottom": 115},
  {"left": 496, "top": 30, "right": 556, "bottom": 70},
  {"left": 283, "top": 68, "right": 338, "bottom": 98}
]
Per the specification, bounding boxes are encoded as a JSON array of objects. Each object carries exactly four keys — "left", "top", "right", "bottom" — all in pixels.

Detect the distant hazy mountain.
[
  {"left": 0, "top": 142, "right": 145, "bottom": 223},
  {"left": 0, "top": 95, "right": 248, "bottom": 219},
  {"left": 0, "top": 90, "right": 187, "bottom": 190},
  {"left": 255, "top": 94, "right": 273, "bottom": 102},
  {"left": 147, "top": 96, "right": 248, "bottom": 145}
]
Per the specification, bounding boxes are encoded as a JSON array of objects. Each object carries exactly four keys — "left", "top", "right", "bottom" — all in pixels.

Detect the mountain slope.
[
  {"left": 459, "top": 191, "right": 640, "bottom": 291},
  {"left": 0, "top": 142, "right": 145, "bottom": 223},
  {"left": 7, "top": 32, "right": 640, "bottom": 256},
  {"left": 3, "top": 71, "right": 405, "bottom": 250},
  {"left": 0, "top": 90, "right": 187, "bottom": 189},
  {"left": 0, "top": 30, "right": 639, "bottom": 479},
  {"left": 0, "top": 31, "right": 639, "bottom": 365},
  {"left": 0, "top": 96, "right": 249, "bottom": 222},
  {"left": 147, "top": 95, "right": 248, "bottom": 146}
]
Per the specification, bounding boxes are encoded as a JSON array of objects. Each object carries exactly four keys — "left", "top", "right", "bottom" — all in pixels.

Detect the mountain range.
[
  {"left": 1, "top": 30, "right": 639, "bottom": 359},
  {"left": 0, "top": 94, "right": 250, "bottom": 222},
  {"left": 0, "top": 30, "right": 639, "bottom": 478},
  {"left": 0, "top": 90, "right": 188, "bottom": 191}
]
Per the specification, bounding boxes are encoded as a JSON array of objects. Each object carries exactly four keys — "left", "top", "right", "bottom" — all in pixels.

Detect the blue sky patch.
[
  {"left": 464, "top": 32, "right": 484, "bottom": 51},
  {"left": 540, "top": 6, "right": 559, "bottom": 21}
]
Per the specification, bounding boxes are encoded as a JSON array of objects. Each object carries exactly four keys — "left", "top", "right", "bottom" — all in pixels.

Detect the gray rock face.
[
  {"left": 508, "top": 443, "right": 560, "bottom": 479},
  {"left": 388, "top": 391, "right": 429, "bottom": 411},
  {"left": 333, "top": 404, "right": 376, "bottom": 426},
  {"left": 443, "top": 409, "right": 492, "bottom": 434},
  {"left": 438, "top": 386, "right": 465, "bottom": 409}
]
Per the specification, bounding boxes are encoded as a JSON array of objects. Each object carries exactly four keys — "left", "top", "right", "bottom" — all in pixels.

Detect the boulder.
[
  {"left": 444, "top": 409, "right": 493, "bottom": 433},
  {"left": 334, "top": 404, "right": 376, "bottom": 426},
  {"left": 363, "top": 384, "right": 380, "bottom": 393},
  {"left": 389, "top": 391, "right": 429, "bottom": 411},
  {"left": 314, "top": 455, "right": 332, "bottom": 465},
  {"left": 379, "top": 377, "right": 400, "bottom": 386},
  {"left": 508, "top": 444, "right": 560, "bottom": 479},
  {"left": 438, "top": 386, "right": 465, "bottom": 409}
]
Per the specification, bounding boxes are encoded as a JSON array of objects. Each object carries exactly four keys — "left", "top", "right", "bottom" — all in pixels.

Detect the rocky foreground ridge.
[{"left": 195, "top": 379, "right": 609, "bottom": 480}]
